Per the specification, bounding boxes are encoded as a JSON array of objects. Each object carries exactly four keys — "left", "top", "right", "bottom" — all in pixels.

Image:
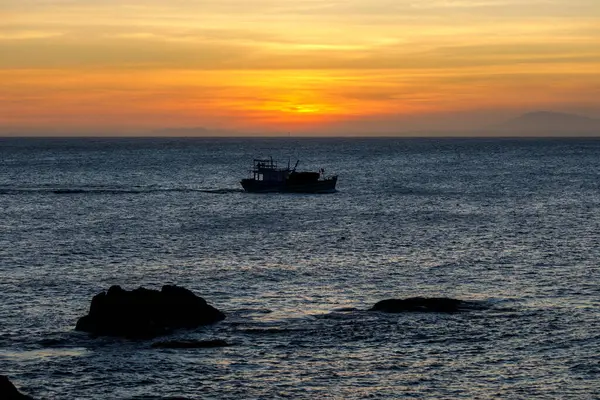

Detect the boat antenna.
[{"left": 293, "top": 159, "right": 299, "bottom": 172}]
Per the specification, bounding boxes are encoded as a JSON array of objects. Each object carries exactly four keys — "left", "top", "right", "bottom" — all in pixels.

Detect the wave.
[
  {"left": 0, "top": 186, "right": 244, "bottom": 196},
  {"left": 197, "top": 188, "right": 244, "bottom": 194}
]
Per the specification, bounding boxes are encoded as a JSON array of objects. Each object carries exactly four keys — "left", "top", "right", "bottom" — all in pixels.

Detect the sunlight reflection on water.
[{"left": 0, "top": 348, "right": 88, "bottom": 360}]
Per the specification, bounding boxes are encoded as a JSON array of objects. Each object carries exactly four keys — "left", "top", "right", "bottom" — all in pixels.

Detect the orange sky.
[{"left": 1, "top": 0, "right": 600, "bottom": 135}]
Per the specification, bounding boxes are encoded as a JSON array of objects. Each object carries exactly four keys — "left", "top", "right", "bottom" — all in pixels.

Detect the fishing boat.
[{"left": 241, "top": 158, "right": 337, "bottom": 193}]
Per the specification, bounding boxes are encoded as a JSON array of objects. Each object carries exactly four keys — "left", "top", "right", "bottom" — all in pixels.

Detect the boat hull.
[{"left": 241, "top": 176, "right": 337, "bottom": 193}]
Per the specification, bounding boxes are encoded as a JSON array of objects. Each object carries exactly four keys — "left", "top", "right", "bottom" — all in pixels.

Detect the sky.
[{"left": 1, "top": 0, "right": 600, "bottom": 136}]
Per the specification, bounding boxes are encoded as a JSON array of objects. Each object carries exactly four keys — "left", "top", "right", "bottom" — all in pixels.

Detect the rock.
[
  {"left": 331, "top": 307, "right": 359, "bottom": 312},
  {"left": 0, "top": 376, "right": 35, "bottom": 400},
  {"left": 151, "top": 339, "right": 230, "bottom": 349},
  {"left": 76, "top": 285, "right": 225, "bottom": 338},
  {"left": 370, "top": 297, "right": 465, "bottom": 313}
]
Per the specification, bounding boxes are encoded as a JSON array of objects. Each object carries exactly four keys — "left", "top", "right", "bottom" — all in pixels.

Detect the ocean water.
[{"left": 1, "top": 138, "right": 599, "bottom": 399}]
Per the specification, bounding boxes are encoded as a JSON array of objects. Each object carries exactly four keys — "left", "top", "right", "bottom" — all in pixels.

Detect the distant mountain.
[
  {"left": 150, "top": 127, "right": 243, "bottom": 136},
  {"left": 493, "top": 111, "right": 600, "bottom": 136}
]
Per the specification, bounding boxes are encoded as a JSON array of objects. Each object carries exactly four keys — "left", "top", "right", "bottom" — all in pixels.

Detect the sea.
[{"left": 0, "top": 137, "right": 599, "bottom": 399}]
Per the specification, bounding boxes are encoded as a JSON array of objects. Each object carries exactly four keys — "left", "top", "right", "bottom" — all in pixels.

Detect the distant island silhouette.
[
  {"left": 145, "top": 111, "right": 600, "bottom": 137},
  {"left": 491, "top": 111, "right": 600, "bottom": 136}
]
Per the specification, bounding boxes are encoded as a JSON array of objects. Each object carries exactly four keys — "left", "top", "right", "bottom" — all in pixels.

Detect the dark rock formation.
[
  {"left": 370, "top": 297, "right": 466, "bottom": 313},
  {"left": 151, "top": 339, "right": 230, "bottom": 349},
  {"left": 0, "top": 376, "right": 35, "bottom": 400},
  {"left": 332, "top": 307, "right": 359, "bottom": 312},
  {"left": 76, "top": 285, "right": 225, "bottom": 338}
]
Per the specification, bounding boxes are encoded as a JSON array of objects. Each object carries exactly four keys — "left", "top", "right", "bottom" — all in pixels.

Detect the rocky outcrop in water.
[
  {"left": 0, "top": 376, "right": 35, "bottom": 400},
  {"left": 151, "top": 339, "right": 230, "bottom": 349},
  {"left": 370, "top": 297, "right": 467, "bottom": 313},
  {"left": 75, "top": 285, "right": 225, "bottom": 338}
]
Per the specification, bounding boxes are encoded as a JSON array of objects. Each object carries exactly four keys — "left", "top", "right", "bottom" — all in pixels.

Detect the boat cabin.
[{"left": 250, "top": 158, "right": 290, "bottom": 182}]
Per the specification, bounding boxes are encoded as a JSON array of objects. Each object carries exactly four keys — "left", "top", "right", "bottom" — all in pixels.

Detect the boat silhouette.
[{"left": 241, "top": 158, "right": 337, "bottom": 193}]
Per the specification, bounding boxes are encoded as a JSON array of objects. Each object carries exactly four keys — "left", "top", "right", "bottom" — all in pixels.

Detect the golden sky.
[{"left": 1, "top": 0, "right": 599, "bottom": 135}]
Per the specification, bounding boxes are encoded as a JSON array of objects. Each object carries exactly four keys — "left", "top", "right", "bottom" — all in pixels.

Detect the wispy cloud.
[{"left": 0, "top": 28, "right": 64, "bottom": 40}]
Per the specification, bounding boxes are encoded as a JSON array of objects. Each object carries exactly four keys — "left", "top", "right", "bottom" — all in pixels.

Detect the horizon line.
[{"left": 2, "top": 135, "right": 600, "bottom": 140}]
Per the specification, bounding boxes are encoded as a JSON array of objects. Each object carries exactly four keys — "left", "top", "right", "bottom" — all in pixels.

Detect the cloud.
[
  {"left": 0, "top": 28, "right": 64, "bottom": 40},
  {"left": 2, "top": 24, "right": 599, "bottom": 71}
]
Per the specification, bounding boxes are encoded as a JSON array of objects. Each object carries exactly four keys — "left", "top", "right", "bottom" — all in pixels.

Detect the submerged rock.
[
  {"left": 151, "top": 339, "right": 230, "bottom": 349},
  {"left": 370, "top": 297, "right": 466, "bottom": 313},
  {"left": 76, "top": 285, "right": 225, "bottom": 338},
  {"left": 0, "top": 376, "right": 35, "bottom": 400}
]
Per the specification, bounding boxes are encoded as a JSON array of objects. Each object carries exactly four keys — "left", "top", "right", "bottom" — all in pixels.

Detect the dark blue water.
[{"left": 1, "top": 138, "right": 599, "bottom": 399}]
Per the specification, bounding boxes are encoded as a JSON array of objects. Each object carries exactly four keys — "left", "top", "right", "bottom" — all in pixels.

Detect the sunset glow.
[{"left": 1, "top": 0, "right": 599, "bottom": 135}]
